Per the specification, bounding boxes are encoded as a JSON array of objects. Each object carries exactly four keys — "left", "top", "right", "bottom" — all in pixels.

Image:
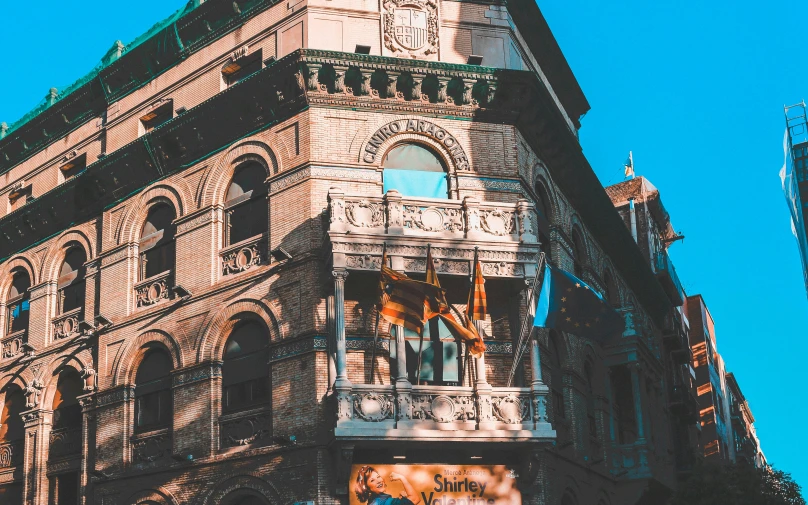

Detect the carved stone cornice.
[
  {"left": 174, "top": 207, "right": 218, "bottom": 235},
  {"left": 100, "top": 244, "right": 135, "bottom": 268},
  {"left": 171, "top": 361, "right": 223, "bottom": 387},
  {"left": 269, "top": 165, "right": 381, "bottom": 194},
  {"left": 21, "top": 408, "right": 51, "bottom": 426}
]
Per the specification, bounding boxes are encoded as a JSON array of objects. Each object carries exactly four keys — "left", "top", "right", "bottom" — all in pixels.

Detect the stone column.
[
  {"left": 393, "top": 325, "right": 412, "bottom": 423},
  {"left": 22, "top": 408, "right": 52, "bottom": 505},
  {"left": 77, "top": 393, "right": 96, "bottom": 505},
  {"left": 605, "top": 368, "right": 616, "bottom": 444},
  {"left": 326, "top": 294, "right": 336, "bottom": 394},
  {"left": 333, "top": 270, "right": 352, "bottom": 424}
]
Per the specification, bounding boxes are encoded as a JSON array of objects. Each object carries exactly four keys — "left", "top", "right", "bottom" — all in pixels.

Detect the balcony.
[
  {"left": 655, "top": 250, "right": 684, "bottom": 306},
  {"left": 219, "top": 404, "right": 272, "bottom": 449},
  {"left": 49, "top": 426, "right": 82, "bottom": 460},
  {"left": 1, "top": 329, "right": 27, "bottom": 360},
  {"left": 134, "top": 270, "right": 173, "bottom": 309},
  {"left": 131, "top": 428, "right": 172, "bottom": 466},
  {"left": 52, "top": 307, "right": 83, "bottom": 341},
  {"left": 327, "top": 189, "right": 540, "bottom": 279},
  {"left": 669, "top": 384, "right": 699, "bottom": 424},
  {"left": 334, "top": 383, "right": 554, "bottom": 442},
  {"left": 0, "top": 440, "right": 23, "bottom": 469}
]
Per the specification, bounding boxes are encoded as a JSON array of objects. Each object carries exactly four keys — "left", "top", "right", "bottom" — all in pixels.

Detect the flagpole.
[
  {"left": 507, "top": 252, "right": 545, "bottom": 387},
  {"left": 416, "top": 243, "right": 430, "bottom": 385},
  {"left": 369, "top": 243, "right": 386, "bottom": 385},
  {"left": 629, "top": 151, "right": 635, "bottom": 180}
]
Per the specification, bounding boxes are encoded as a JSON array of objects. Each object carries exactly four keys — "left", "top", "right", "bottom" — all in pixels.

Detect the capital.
[{"left": 332, "top": 269, "right": 349, "bottom": 282}]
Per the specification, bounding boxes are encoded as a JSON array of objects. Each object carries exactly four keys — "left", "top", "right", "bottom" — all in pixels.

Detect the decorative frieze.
[
  {"left": 175, "top": 209, "right": 215, "bottom": 235},
  {"left": 172, "top": 362, "right": 223, "bottom": 387},
  {"left": 96, "top": 386, "right": 134, "bottom": 407},
  {"left": 269, "top": 335, "right": 328, "bottom": 363},
  {"left": 1, "top": 330, "right": 25, "bottom": 359},
  {"left": 0, "top": 441, "right": 23, "bottom": 468},
  {"left": 100, "top": 244, "right": 134, "bottom": 267},
  {"left": 269, "top": 166, "right": 381, "bottom": 193}
]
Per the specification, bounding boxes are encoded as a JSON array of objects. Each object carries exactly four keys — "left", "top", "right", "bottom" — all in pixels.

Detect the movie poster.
[{"left": 349, "top": 465, "right": 521, "bottom": 505}]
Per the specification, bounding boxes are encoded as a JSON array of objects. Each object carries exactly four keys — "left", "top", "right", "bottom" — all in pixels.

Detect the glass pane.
[
  {"left": 383, "top": 169, "right": 447, "bottom": 198},
  {"left": 383, "top": 144, "right": 445, "bottom": 172},
  {"left": 403, "top": 319, "right": 459, "bottom": 385},
  {"left": 228, "top": 199, "right": 267, "bottom": 245},
  {"left": 61, "top": 282, "right": 85, "bottom": 313},
  {"left": 143, "top": 242, "right": 174, "bottom": 279}
]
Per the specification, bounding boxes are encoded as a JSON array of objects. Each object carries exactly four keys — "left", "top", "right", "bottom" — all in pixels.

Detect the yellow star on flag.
[
  {"left": 566, "top": 317, "right": 571, "bottom": 322},
  {"left": 561, "top": 308, "right": 567, "bottom": 313},
  {"left": 561, "top": 297, "right": 567, "bottom": 302},
  {"left": 576, "top": 283, "right": 581, "bottom": 288}
]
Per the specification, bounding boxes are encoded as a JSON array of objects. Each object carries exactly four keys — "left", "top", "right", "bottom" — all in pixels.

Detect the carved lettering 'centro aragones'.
[{"left": 362, "top": 119, "right": 469, "bottom": 170}]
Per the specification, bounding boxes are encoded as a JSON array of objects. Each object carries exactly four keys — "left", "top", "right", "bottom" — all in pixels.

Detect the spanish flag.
[{"left": 467, "top": 255, "right": 487, "bottom": 321}]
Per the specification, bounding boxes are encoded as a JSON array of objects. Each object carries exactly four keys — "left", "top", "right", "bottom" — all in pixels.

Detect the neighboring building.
[
  {"left": 782, "top": 103, "right": 808, "bottom": 297},
  {"left": 606, "top": 177, "right": 702, "bottom": 478},
  {"left": 725, "top": 373, "right": 766, "bottom": 468},
  {"left": 0, "top": 2, "right": 765, "bottom": 505},
  {"left": 687, "top": 295, "right": 734, "bottom": 463}
]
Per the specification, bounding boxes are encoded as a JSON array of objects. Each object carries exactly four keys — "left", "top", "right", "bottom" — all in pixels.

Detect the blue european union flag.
[{"left": 533, "top": 263, "right": 624, "bottom": 342}]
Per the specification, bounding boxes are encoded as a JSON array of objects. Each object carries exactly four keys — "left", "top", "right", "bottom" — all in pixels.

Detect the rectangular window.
[
  {"left": 55, "top": 472, "right": 79, "bottom": 505},
  {"left": 6, "top": 297, "right": 29, "bottom": 334},
  {"left": 60, "top": 282, "right": 85, "bottom": 314},
  {"left": 135, "top": 390, "right": 171, "bottom": 431},
  {"left": 225, "top": 197, "right": 267, "bottom": 245},
  {"left": 223, "top": 378, "right": 268, "bottom": 412},
  {"left": 392, "top": 319, "right": 460, "bottom": 386}
]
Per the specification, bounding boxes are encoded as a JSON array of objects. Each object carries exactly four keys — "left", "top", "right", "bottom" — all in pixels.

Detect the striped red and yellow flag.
[
  {"left": 438, "top": 313, "right": 486, "bottom": 357},
  {"left": 467, "top": 257, "right": 487, "bottom": 321},
  {"left": 379, "top": 268, "right": 443, "bottom": 334},
  {"left": 424, "top": 247, "right": 450, "bottom": 320}
]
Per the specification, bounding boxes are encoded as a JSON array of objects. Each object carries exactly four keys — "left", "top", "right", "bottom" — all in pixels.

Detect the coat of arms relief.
[{"left": 382, "top": 0, "right": 439, "bottom": 57}]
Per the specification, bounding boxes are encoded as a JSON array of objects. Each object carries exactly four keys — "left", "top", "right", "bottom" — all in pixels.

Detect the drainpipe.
[{"left": 629, "top": 198, "right": 638, "bottom": 243}]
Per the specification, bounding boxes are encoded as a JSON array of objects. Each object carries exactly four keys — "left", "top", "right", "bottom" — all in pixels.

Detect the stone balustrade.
[
  {"left": 334, "top": 383, "right": 553, "bottom": 442},
  {"left": 328, "top": 189, "right": 540, "bottom": 280},
  {"left": 49, "top": 426, "right": 82, "bottom": 459}
]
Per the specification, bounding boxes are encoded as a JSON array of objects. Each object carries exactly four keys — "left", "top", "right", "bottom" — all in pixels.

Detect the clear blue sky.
[{"left": 1, "top": 0, "right": 804, "bottom": 489}]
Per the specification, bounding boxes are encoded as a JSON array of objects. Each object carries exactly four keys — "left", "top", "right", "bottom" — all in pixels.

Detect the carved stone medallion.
[{"left": 382, "top": 0, "right": 439, "bottom": 57}]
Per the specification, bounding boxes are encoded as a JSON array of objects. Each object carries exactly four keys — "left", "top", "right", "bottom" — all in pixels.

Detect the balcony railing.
[
  {"left": 219, "top": 404, "right": 272, "bottom": 449},
  {"left": 220, "top": 235, "right": 266, "bottom": 276},
  {"left": 52, "top": 307, "right": 83, "bottom": 341},
  {"left": 134, "top": 271, "right": 173, "bottom": 309},
  {"left": 1, "top": 329, "right": 26, "bottom": 360},
  {"left": 0, "top": 440, "right": 23, "bottom": 468},
  {"left": 655, "top": 250, "right": 684, "bottom": 306},
  {"left": 131, "top": 428, "right": 172, "bottom": 465},
  {"left": 49, "top": 426, "right": 82, "bottom": 459},
  {"left": 334, "top": 383, "right": 553, "bottom": 441}
]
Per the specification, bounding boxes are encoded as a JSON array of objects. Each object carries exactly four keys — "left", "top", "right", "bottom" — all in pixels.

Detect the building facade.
[
  {"left": 725, "top": 373, "right": 766, "bottom": 469},
  {"left": 0, "top": 1, "right": 762, "bottom": 505}
]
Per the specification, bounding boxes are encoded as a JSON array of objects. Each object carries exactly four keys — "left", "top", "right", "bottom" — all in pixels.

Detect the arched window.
[
  {"left": 50, "top": 369, "right": 83, "bottom": 462},
  {"left": 382, "top": 144, "right": 448, "bottom": 198},
  {"left": 611, "top": 364, "right": 637, "bottom": 444},
  {"left": 5, "top": 270, "right": 30, "bottom": 335},
  {"left": 571, "top": 228, "right": 586, "bottom": 278},
  {"left": 548, "top": 332, "right": 565, "bottom": 422},
  {"left": 535, "top": 182, "right": 553, "bottom": 258},
  {"left": 139, "top": 205, "right": 176, "bottom": 281},
  {"left": 58, "top": 248, "right": 87, "bottom": 315},
  {"left": 0, "top": 385, "right": 25, "bottom": 443},
  {"left": 225, "top": 162, "right": 268, "bottom": 246},
  {"left": 222, "top": 321, "right": 270, "bottom": 413},
  {"left": 134, "top": 349, "right": 173, "bottom": 432}
]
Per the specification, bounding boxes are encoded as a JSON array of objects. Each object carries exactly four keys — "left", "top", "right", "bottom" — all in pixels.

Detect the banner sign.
[{"left": 350, "top": 465, "right": 521, "bottom": 505}]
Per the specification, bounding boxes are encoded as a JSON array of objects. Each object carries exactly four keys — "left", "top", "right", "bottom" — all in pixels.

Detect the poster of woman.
[{"left": 350, "top": 465, "right": 521, "bottom": 505}]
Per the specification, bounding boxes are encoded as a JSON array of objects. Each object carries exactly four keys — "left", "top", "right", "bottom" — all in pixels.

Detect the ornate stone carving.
[
  {"left": 220, "top": 410, "right": 271, "bottom": 447},
  {"left": 403, "top": 205, "right": 463, "bottom": 233},
  {"left": 492, "top": 394, "right": 529, "bottom": 424},
  {"left": 382, "top": 0, "right": 439, "bottom": 57},
  {"left": 24, "top": 378, "right": 44, "bottom": 408},
  {"left": 346, "top": 254, "right": 382, "bottom": 270},
  {"left": 0, "top": 441, "right": 22, "bottom": 468},
  {"left": 53, "top": 309, "right": 82, "bottom": 340},
  {"left": 135, "top": 272, "right": 171, "bottom": 308},
  {"left": 346, "top": 200, "right": 385, "bottom": 228},
  {"left": 96, "top": 386, "right": 134, "bottom": 407},
  {"left": 175, "top": 211, "right": 214, "bottom": 234},
  {"left": 172, "top": 362, "right": 222, "bottom": 387},
  {"left": 353, "top": 393, "right": 395, "bottom": 422},
  {"left": 412, "top": 392, "right": 476, "bottom": 423},
  {"left": 479, "top": 208, "right": 516, "bottom": 236},
  {"left": 221, "top": 238, "right": 264, "bottom": 275},
  {"left": 1, "top": 331, "right": 25, "bottom": 359},
  {"left": 81, "top": 366, "right": 96, "bottom": 391}
]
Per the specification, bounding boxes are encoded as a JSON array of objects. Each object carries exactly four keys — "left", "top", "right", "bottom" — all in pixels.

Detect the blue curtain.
[{"left": 383, "top": 169, "right": 447, "bottom": 198}]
